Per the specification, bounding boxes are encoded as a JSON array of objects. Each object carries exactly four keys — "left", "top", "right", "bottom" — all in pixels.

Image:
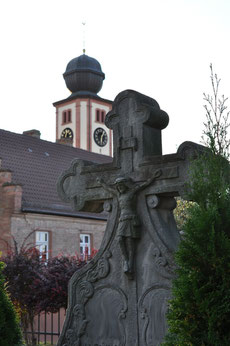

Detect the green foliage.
[
  {"left": 0, "top": 261, "right": 23, "bottom": 346},
  {"left": 163, "top": 66, "right": 230, "bottom": 345},
  {"left": 164, "top": 202, "right": 230, "bottom": 345},
  {"left": 173, "top": 199, "right": 194, "bottom": 230}
]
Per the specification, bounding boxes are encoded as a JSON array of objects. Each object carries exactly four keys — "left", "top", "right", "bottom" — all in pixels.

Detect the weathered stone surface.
[{"left": 57, "top": 89, "right": 204, "bottom": 346}]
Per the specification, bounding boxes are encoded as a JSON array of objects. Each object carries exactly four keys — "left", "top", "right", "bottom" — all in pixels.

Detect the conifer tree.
[
  {"left": 163, "top": 65, "right": 230, "bottom": 345},
  {"left": 0, "top": 261, "right": 23, "bottom": 346}
]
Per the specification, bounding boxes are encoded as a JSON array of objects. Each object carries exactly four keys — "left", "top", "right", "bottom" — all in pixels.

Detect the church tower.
[{"left": 53, "top": 53, "right": 113, "bottom": 156}]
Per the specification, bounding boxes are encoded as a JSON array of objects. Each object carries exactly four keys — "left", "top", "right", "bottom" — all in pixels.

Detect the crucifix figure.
[{"left": 97, "top": 169, "right": 161, "bottom": 278}]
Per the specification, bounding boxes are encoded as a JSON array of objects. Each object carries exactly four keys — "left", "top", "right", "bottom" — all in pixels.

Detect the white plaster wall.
[
  {"left": 57, "top": 103, "right": 76, "bottom": 140},
  {"left": 91, "top": 102, "right": 111, "bottom": 155},
  {"left": 11, "top": 213, "right": 106, "bottom": 257},
  {"left": 80, "top": 101, "right": 87, "bottom": 150}
]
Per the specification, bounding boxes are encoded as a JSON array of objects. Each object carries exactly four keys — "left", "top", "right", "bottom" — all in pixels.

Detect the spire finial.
[{"left": 82, "top": 21, "right": 86, "bottom": 54}]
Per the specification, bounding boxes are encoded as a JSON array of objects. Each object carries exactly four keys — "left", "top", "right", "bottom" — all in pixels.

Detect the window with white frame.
[
  {"left": 80, "top": 234, "right": 91, "bottom": 260},
  {"left": 35, "top": 231, "right": 49, "bottom": 261}
]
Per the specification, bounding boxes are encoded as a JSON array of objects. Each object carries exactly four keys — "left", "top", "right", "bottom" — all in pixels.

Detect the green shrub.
[
  {"left": 0, "top": 261, "right": 23, "bottom": 346},
  {"left": 163, "top": 65, "right": 230, "bottom": 345},
  {"left": 164, "top": 185, "right": 230, "bottom": 345}
]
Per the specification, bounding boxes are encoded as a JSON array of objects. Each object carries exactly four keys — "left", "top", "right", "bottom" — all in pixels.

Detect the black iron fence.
[{"left": 24, "top": 308, "right": 65, "bottom": 345}]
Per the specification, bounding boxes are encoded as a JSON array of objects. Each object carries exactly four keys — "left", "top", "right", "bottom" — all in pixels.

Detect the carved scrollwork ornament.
[
  {"left": 86, "top": 257, "right": 109, "bottom": 282},
  {"left": 86, "top": 250, "right": 112, "bottom": 282},
  {"left": 104, "top": 250, "right": 112, "bottom": 259},
  {"left": 153, "top": 247, "right": 167, "bottom": 267},
  {"left": 86, "top": 269, "right": 97, "bottom": 283},
  {"left": 97, "top": 258, "right": 110, "bottom": 278},
  {"left": 78, "top": 280, "right": 94, "bottom": 302},
  {"left": 73, "top": 304, "right": 85, "bottom": 319},
  {"left": 152, "top": 247, "right": 176, "bottom": 279},
  {"left": 118, "top": 308, "right": 127, "bottom": 320},
  {"left": 64, "top": 329, "right": 75, "bottom": 346},
  {"left": 64, "top": 252, "right": 113, "bottom": 344}
]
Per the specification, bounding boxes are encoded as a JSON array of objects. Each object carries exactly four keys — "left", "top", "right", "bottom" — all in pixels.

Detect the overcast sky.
[{"left": 1, "top": 0, "right": 230, "bottom": 154}]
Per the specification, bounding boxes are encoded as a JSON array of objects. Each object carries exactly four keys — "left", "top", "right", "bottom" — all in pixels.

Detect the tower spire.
[{"left": 82, "top": 21, "right": 86, "bottom": 54}]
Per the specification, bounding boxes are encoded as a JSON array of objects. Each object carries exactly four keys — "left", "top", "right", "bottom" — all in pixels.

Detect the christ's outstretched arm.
[
  {"left": 96, "top": 177, "right": 118, "bottom": 196},
  {"left": 135, "top": 169, "right": 162, "bottom": 192}
]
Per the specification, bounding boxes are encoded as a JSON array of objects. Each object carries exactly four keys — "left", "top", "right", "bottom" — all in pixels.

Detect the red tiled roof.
[{"left": 0, "top": 129, "right": 112, "bottom": 219}]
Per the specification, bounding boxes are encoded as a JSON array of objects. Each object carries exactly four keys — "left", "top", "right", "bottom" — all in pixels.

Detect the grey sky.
[{"left": 1, "top": 0, "right": 230, "bottom": 154}]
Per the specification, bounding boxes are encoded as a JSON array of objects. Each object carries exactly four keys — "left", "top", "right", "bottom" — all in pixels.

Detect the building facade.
[
  {"left": 0, "top": 129, "right": 112, "bottom": 258},
  {"left": 0, "top": 52, "right": 113, "bottom": 259}
]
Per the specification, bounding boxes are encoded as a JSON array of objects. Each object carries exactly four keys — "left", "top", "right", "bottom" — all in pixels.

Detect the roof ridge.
[{"left": 0, "top": 128, "right": 111, "bottom": 159}]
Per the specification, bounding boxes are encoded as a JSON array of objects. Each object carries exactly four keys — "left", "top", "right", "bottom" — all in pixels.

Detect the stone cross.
[{"left": 57, "top": 90, "right": 203, "bottom": 346}]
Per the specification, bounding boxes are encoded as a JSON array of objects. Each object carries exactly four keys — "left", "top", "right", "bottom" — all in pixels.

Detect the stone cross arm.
[
  {"left": 57, "top": 159, "right": 118, "bottom": 212},
  {"left": 57, "top": 144, "right": 205, "bottom": 213},
  {"left": 57, "top": 90, "right": 205, "bottom": 212}
]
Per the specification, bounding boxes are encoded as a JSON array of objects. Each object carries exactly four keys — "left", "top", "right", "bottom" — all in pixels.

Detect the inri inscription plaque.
[{"left": 57, "top": 89, "right": 203, "bottom": 346}]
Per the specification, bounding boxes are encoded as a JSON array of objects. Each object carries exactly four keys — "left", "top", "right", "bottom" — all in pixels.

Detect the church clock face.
[
  {"left": 94, "top": 127, "right": 108, "bottom": 147},
  {"left": 61, "top": 128, "right": 73, "bottom": 139}
]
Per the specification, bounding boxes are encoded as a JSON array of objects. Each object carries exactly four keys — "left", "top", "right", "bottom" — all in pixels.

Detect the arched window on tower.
[
  {"left": 96, "top": 109, "right": 100, "bottom": 122},
  {"left": 101, "top": 111, "right": 105, "bottom": 123},
  {"left": 63, "top": 111, "right": 67, "bottom": 124},
  {"left": 68, "top": 110, "right": 72, "bottom": 122},
  {"left": 62, "top": 109, "right": 72, "bottom": 124},
  {"left": 95, "top": 109, "right": 106, "bottom": 123}
]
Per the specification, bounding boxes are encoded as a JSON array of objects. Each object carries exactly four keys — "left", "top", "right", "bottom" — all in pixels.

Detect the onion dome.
[{"left": 63, "top": 54, "right": 105, "bottom": 95}]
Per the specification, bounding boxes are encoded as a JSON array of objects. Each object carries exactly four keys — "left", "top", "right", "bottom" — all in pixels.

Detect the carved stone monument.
[{"left": 57, "top": 90, "right": 202, "bottom": 346}]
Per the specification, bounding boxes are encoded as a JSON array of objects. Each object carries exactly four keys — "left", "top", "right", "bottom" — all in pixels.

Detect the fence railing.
[{"left": 24, "top": 308, "right": 66, "bottom": 345}]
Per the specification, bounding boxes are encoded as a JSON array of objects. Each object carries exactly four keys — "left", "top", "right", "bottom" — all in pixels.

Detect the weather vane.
[{"left": 82, "top": 21, "right": 86, "bottom": 54}]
